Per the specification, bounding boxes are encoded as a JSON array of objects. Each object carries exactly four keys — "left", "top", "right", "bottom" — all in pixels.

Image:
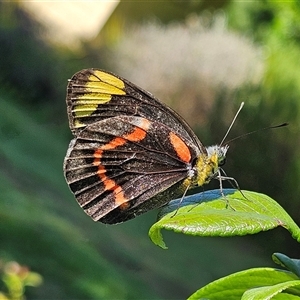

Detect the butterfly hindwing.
[{"left": 64, "top": 115, "right": 195, "bottom": 223}]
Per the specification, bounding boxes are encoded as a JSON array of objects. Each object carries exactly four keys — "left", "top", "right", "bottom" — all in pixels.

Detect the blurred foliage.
[
  {"left": 114, "top": 0, "right": 229, "bottom": 24},
  {"left": 0, "top": 2, "right": 87, "bottom": 123},
  {"left": 226, "top": 0, "right": 300, "bottom": 224},
  {"left": 100, "top": 19, "right": 262, "bottom": 127},
  {"left": 0, "top": 261, "right": 42, "bottom": 300},
  {"left": 1, "top": 0, "right": 300, "bottom": 299},
  {"left": 227, "top": 1, "right": 300, "bottom": 43},
  {"left": 97, "top": 0, "right": 229, "bottom": 46}
]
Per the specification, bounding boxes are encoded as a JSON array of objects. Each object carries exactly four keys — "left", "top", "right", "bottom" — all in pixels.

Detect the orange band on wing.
[
  {"left": 123, "top": 118, "right": 150, "bottom": 142},
  {"left": 169, "top": 132, "right": 191, "bottom": 163},
  {"left": 124, "top": 127, "right": 146, "bottom": 142},
  {"left": 93, "top": 162, "right": 128, "bottom": 207},
  {"left": 91, "top": 119, "right": 151, "bottom": 208},
  {"left": 101, "top": 137, "right": 126, "bottom": 150},
  {"left": 93, "top": 149, "right": 103, "bottom": 166},
  {"left": 119, "top": 202, "right": 130, "bottom": 210}
]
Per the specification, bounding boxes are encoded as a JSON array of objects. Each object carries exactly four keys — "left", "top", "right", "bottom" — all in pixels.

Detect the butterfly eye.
[{"left": 218, "top": 157, "right": 226, "bottom": 167}]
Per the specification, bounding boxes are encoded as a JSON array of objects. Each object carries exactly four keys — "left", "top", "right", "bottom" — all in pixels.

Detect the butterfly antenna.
[
  {"left": 220, "top": 102, "right": 244, "bottom": 146},
  {"left": 225, "top": 122, "right": 288, "bottom": 145}
]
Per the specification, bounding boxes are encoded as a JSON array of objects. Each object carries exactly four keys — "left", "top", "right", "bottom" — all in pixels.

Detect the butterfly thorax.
[{"left": 188, "top": 145, "right": 229, "bottom": 187}]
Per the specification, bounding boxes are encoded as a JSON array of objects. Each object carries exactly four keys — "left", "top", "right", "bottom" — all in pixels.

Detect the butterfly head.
[
  {"left": 192, "top": 102, "right": 244, "bottom": 188},
  {"left": 206, "top": 144, "right": 229, "bottom": 168},
  {"left": 193, "top": 144, "right": 229, "bottom": 187}
]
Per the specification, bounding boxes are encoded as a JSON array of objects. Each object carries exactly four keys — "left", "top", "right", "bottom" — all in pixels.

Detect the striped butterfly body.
[{"left": 64, "top": 69, "right": 228, "bottom": 224}]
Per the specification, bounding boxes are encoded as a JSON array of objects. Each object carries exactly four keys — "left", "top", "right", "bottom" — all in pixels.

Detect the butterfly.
[{"left": 63, "top": 69, "right": 230, "bottom": 224}]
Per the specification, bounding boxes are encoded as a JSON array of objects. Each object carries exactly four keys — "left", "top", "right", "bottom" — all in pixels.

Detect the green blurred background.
[{"left": 1, "top": 1, "right": 300, "bottom": 299}]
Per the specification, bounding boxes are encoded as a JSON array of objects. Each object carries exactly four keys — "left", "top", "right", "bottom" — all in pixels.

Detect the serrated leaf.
[
  {"left": 242, "top": 280, "right": 300, "bottom": 300},
  {"left": 149, "top": 189, "right": 300, "bottom": 249},
  {"left": 188, "top": 267, "right": 298, "bottom": 300},
  {"left": 273, "top": 253, "right": 300, "bottom": 278}
]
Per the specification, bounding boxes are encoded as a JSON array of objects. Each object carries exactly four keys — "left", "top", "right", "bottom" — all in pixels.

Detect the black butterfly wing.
[
  {"left": 64, "top": 69, "right": 207, "bottom": 223},
  {"left": 64, "top": 116, "right": 194, "bottom": 223},
  {"left": 66, "top": 68, "right": 206, "bottom": 155}
]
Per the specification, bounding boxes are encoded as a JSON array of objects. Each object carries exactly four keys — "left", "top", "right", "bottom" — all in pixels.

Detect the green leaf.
[
  {"left": 149, "top": 189, "right": 300, "bottom": 249},
  {"left": 188, "top": 267, "right": 298, "bottom": 300},
  {"left": 242, "top": 280, "right": 300, "bottom": 300},
  {"left": 273, "top": 253, "right": 300, "bottom": 278}
]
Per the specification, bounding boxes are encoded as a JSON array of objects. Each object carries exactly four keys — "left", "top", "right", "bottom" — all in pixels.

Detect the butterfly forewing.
[{"left": 67, "top": 69, "right": 205, "bottom": 154}]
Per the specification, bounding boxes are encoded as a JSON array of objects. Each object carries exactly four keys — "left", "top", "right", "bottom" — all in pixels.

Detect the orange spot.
[
  {"left": 103, "top": 178, "right": 116, "bottom": 190},
  {"left": 90, "top": 121, "right": 150, "bottom": 208},
  {"left": 96, "top": 168, "right": 106, "bottom": 175},
  {"left": 93, "top": 149, "right": 103, "bottom": 166},
  {"left": 119, "top": 202, "right": 130, "bottom": 210},
  {"left": 124, "top": 127, "right": 146, "bottom": 142},
  {"left": 97, "top": 164, "right": 106, "bottom": 175},
  {"left": 124, "top": 118, "right": 150, "bottom": 142},
  {"left": 94, "top": 149, "right": 103, "bottom": 157},
  {"left": 94, "top": 160, "right": 128, "bottom": 208},
  {"left": 169, "top": 132, "right": 191, "bottom": 163},
  {"left": 101, "top": 137, "right": 126, "bottom": 150},
  {"left": 113, "top": 186, "right": 128, "bottom": 206}
]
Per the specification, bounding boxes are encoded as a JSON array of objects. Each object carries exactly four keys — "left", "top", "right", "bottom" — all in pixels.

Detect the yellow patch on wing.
[
  {"left": 73, "top": 94, "right": 111, "bottom": 120},
  {"left": 72, "top": 71, "right": 126, "bottom": 128},
  {"left": 74, "top": 119, "right": 85, "bottom": 128},
  {"left": 85, "top": 81, "right": 125, "bottom": 95},
  {"left": 92, "top": 70, "right": 125, "bottom": 90},
  {"left": 85, "top": 70, "right": 126, "bottom": 95},
  {"left": 76, "top": 93, "right": 112, "bottom": 103},
  {"left": 74, "top": 104, "right": 100, "bottom": 117}
]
